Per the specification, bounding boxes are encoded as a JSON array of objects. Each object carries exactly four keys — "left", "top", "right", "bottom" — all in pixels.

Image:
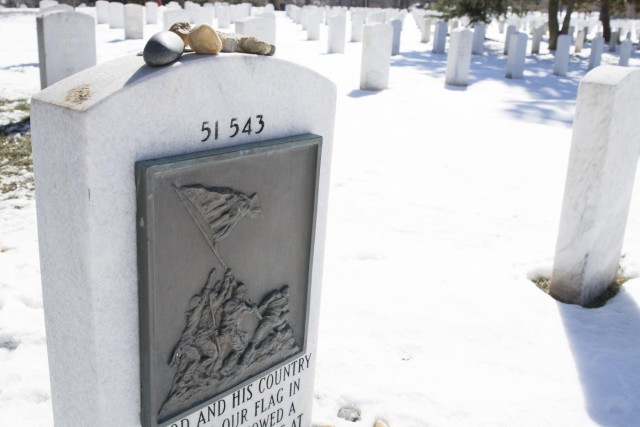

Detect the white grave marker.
[
  {"left": 421, "top": 17, "right": 432, "bottom": 43},
  {"left": 327, "top": 14, "right": 346, "bottom": 54},
  {"left": 351, "top": 12, "right": 365, "bottom": 42},
  {"left": 235, "top": 16, "right": 275, "bottom": 46},
  {"left": 32, "top": 54, "right": 336, "bottom": 427},
  {"left": 39, "top": 0, "right": 58, "bottom": 9},
  {"left": 574, "top": 29, "right": 585, "bottom": 53},
  {"left": 551, "top": 67, "right": 640, "bottom": 306},
  {"left": 216, "top": 4, "right": 231, "bottom": 29},
  {"left": 553, "top": 34, "right": 570, "bottom": 76},
  {"left": 589, "top": 35, "right": 604, "bottom": 70},
  {"left": 472, "top": 22, "right": 484, "bottom": 55},
  {"left": 504, "top": 24, "right": 516, "bottom": 55},
  {"left": 307, "top": 11, "right": 321, "bottom": 41},
  {"left": 145, "top": 2, "right": 158, "bottom": 25},
  {"left": 96, "top": 0, "right": 109, "bottom": 24},
  {"left": 432, "top": 21, "right": 447, "bottom": 53},
  {"left": 505, "top": 32, "right": 527, "bottom": 79},
  {"left": 445, "top": 28, "right": 473, "bottom": 86},
  {"left": 163, "top": 8, "right": 189, "bottom": 31},
  {"left": 531, "top": 23, "right": 545, "bottom": 54},
  {"left": 360, "top": 23, "right": 392, "bottom": 91},
  {"left": 37, "top": 10, "right": 96, "bottom": 89},
  {"left": 390, "top": 18, "right": 402, "bottom": 56},
  {"left": 619, "top": 39, "right": 632, "bottom": 66},
  {"left": 109, "top": 1, "right": 124, "bottom": 29},
  {"left": 124, "top": 4, "right": 144, "bottom": 40}
]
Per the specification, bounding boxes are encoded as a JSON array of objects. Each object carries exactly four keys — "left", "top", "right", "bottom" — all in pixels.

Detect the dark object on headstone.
[{"left": 143, "top": 31, "right": 184, "bottom": 66}]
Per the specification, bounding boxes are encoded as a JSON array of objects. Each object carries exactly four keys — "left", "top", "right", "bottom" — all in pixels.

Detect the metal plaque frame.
[{"left": 136, "top": 134, "right": 322, "bottom": 426}]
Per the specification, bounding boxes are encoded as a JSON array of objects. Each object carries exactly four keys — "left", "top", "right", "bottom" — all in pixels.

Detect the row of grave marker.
[
  {"left": 35, "top": 1, "right": 280, "bottom": 89},
  {"left": 35, "top": 3, "right": 638, "bottom": 93}
]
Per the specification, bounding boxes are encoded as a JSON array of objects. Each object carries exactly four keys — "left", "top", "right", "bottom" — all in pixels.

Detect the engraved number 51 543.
[{"left": 201, "top": 115, "right": 264, "bottom": 142}]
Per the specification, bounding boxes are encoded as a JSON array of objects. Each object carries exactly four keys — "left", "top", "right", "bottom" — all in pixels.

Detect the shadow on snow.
[
  {"left": 390, "top": 43, "right": 587, "bottom": 127},
  {"left": 558, "top": 287, "right": 640, "bottom": 426}
]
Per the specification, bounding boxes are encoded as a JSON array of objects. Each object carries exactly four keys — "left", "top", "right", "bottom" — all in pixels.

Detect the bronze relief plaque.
[{"left": 136, "top": 134, "right": 321, "bottom": 426}]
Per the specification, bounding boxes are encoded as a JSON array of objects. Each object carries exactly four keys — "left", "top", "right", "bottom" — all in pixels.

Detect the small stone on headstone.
[
  {"left": 338, "top": 407, "right": 361, "bottom": 422},
  {"left": 143, "top": 31, "right": 184, "bottom": 66},
  {"left": 169, "top": 22, "right": 191, "bottom": 47},
  {"left": 373, "top": 420, "right": 389, "bottom": 427},
  {"left": 188, "top": 24, "right": 222, "bottom": 54}
]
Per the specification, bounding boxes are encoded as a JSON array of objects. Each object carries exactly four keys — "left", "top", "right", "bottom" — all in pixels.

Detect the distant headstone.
[
  {"left": 187, "top": 3, "right": 201, "bottom": 24},
  {"left": 553, "top": 34, "right": 570, "bottom": 76},
  {"left": 216, "top": 4, "right": 230, "bottom": 29},
  {"left": 504, "top": 24, "right": 516, "bottom": 55},
  {"left": 588, "top": 35, "right": 604, "bottom": 70},
  {"left": 432, "top": 21, "right": 447, "bottom": 54},
  {"left": 95, "top": 0, "right": 109, "bottom": 24},
  {"left": 574, "top": 30, "right": 585, "bottom": 53},
  {"left": 550, "top": 67, "right": 640, "bottom": 306},
  {"left": 360, "top": 23, "right": 392, "bottom": 90},
  {"left": 420, "top": 17, "right": 431, "bottom": 43},
  {"left": 619, "top": 39, "right": 632, "bottom": 66},
  {"left": 235, "top": 16, "right": 275, "bottom": 45},
  {"left": 109, "top": 1, "right": 124, "bottom": 29},
  {"left": 351, "top": 12, "right": 364, "bottom": 42},
  {"left": 307, "top": 11, "right": 321, "bottom": 41},
  {"left": 32, "top": 54, "right": 336, "bottom": 427},
  {"left": 471, "top": 22, "right": 484, "bottom": 55},
  {"left": 229, "top": 3, "right": 246, "bottom": 23},
  {"left": 505, "top": 32, "right": 527, "bottom": 79},
  {"left": 531, "top": 24, "right": 545, "bottom": 54},
  {"left": 124, "top": 4, "right": 144, "bottom": 40},
  {"left": 145, "top": 2, "right": 158, "bottom": 25},
  {"left": 445, "top": 28, "right": 473, "bottom": 86},
  {"left": 609, "top": 30, "right": 619, "bottom": 52},
  {"left": 39, "top": 0, "right": 58, "bottom": 10},
  {"left": 327, "top": 14, "right": 346, "bottom": 54},
  {"left": 163, "top": 8, "right": 189, "bottom": 31},
  {"left": 37, "top": 3, "right": 72, "bottom": 14},
  {"left": 36, "top": 10, "right": 96, "bottom": 89},
  {"left": 184, "top": 1, "right": 195, "bottom": 23},
  {"left": 390, "top": 18, "right": 402, "bottom": 56}
]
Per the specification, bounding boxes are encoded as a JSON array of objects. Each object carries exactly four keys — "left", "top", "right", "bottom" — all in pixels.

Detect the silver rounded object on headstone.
[{"left": 143, "top": 31, "right": 184, "bottom": 66}]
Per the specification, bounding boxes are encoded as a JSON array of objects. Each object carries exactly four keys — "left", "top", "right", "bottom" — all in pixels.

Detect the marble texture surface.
[
  {"left": 445, "top": 28, "right": 473, "bottom": 87},
  {"left": 36, "top": 11, "right": 96, "bottom": 89},
  {"left": 550, "top": 66, "right": 640, "bottom": 306},
  {"left": 31, "top": 54, "right": 336, "bottom": 427},
  {"left": 360, "top": 23, "right": 392, "bottom": 91},
  {"left": 124, "top": 4, "right": 144, "bottom": 40},
  {"left": 505, "top": 32, "right": 527, "bottom": 79}
]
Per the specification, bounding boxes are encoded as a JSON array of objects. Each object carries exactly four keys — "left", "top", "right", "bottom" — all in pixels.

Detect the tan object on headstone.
[
  {"left": 217, "top": 31, "right": 275, "bottom": 56},
  {"left": 188, "top": 24, "right": 222, "bottom": 54},
  {"left": 374, "top": 420, "right": 389, "bottom": 427},
  {"left": 169, "top": 21, "right": 191, "bottom": 47}
]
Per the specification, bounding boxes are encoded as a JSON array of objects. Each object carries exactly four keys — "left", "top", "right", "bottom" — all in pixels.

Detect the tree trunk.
[
  {"left": 549, "top": 0, "right": 560, "bottom": 50},
  {"left": 600, "top": 0, "right": 611, "bottom": 43},
  {"left": 560, "top": 0, "right": 576, "bottom": 34}
]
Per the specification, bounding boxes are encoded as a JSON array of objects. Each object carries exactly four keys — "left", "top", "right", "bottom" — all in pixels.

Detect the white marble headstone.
[
  {"left": 124, "top": 4, "right": 144, "bottom": 40},
  {"left": 31, "top": 54, "right": 336, "bottom": 427},
  {"left": 551, "top": 67, "right": 640, "bottom": 306},
  {"left": 36, "top": 10, "right": 96, "bottom": 89},
  {"left": 360, "top": 23, "right": 392, "bottom": 90}
]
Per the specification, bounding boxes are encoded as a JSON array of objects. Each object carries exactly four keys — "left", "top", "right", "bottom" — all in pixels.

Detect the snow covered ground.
[{"left": 2, "top": 7, "right": 640, "bottom": 427}]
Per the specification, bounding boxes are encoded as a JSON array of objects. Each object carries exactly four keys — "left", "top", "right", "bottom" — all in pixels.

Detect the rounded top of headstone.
[
  {"left": 583, "top": 65, "right": 640, "bottom": 87},
  {"left": 32, "top": 54, "right": 336, "bottom": 113}
]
